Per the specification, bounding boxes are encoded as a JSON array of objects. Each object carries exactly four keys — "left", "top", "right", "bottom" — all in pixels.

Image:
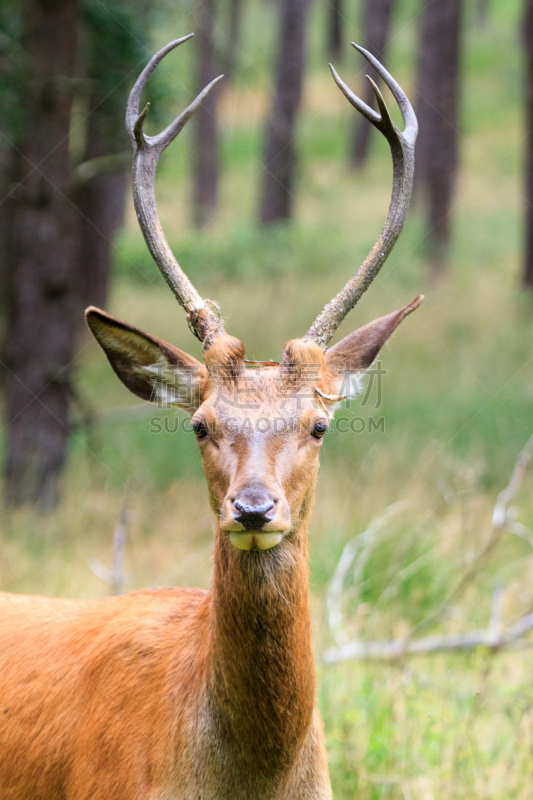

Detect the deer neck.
[{"left": 205, "top": 519, "right": 316, "bottom": 774}]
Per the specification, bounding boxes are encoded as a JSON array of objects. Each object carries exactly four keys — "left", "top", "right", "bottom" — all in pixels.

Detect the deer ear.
[
  {"left": 85, "top": 307, "right": 209, "bottom": 413},
  {"left": 323, "top": 296, "right": 423, "bottom": 396}
]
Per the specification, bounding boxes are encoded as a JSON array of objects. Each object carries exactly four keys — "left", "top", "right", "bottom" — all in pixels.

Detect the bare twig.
[
  {"left": 492, "top": 434, "right": 533, "bottom": 529},
  {"left": 71, "top": 403, "right": 168, "bottom": 429},
  {"left": 327, "top": 502, "right": 407, "bottom": 648},
  {"left": 72, "top": 152, "right": 130, "bottom": 184},
  {"left": 88, "top": 404, "right": 156, "bottom": 426},
  {"left": 88, "top": 482, "right": 132, "bottom": 595},
  {"left": 323, "top": 618, "right": 533, "bottom": 663},
  {"left": 325, "top": 434, "right": 533, "bottom": 664},
  {"left": 408, "top": 521, "right": 503, "bottom": 639}
]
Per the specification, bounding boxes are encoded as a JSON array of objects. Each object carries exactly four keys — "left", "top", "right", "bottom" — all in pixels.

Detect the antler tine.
[
  {"left": 328, "top": 64, "right": 381, "bottom": 128},
  {"left": 305, "top": 45, "right": 418, "bottom": 350},
  {"left": 351, "top": 43, "right": 417, "bottom": 142},
  {"left": 126, "top": 36, "right": 192, "bottom": 139},
  {"left": 126, "top": 37, "right": 224, "bottom": 347}
]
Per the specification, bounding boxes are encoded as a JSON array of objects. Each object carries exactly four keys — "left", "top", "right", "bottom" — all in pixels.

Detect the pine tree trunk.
[
  {"left": 524, "top": 0, "right": 533, "bottom": 288},
  {"left": 76, "top": 0, "right": 152, "bottom": 306},
  {"left": 225, "top": 0, "right": 244, "bottom": 80},
  {"left": 0, "top": 6, "right": 24, "bottom": 352},
  {"left": 76, "top": 171, "right": 127, "bottom": 310},
  {"left": 327, "top": 0, "right": 343, "bottom": 61},
  {"left": 192, "top": 0, "right": 220, "bottom": 229},
  {"left": 0, "top": 140, "right": 14, "bottom": 348},
  {"left": 258, "top": 0, "right": 310, "bottom": 225},
  {"left": 350, "top": 0, "right": 396, "bottom": 170},
  {"left": 415, "top": 0, "right": 463, "bottom": 272},
  {"left": 3, "top": 0, "right": 79, "bottom": 508},
  {"left": 75, "top": 94, "right": 127, "bottom": 308}
]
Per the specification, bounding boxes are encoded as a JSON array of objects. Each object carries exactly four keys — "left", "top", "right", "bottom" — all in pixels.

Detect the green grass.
[{"left": 3, "top": 0, "right": 533, "bottom": 796}]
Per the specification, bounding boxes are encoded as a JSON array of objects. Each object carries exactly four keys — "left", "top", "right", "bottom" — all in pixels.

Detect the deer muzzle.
[{"left": 220, "top": 486, "right": 291, "bottom": 550}]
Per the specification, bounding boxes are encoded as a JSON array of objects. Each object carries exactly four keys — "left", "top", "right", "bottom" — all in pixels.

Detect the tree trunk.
[
  {"left": 524, "top": 0, "right": 533, "bottom": 288},
  {"left": 327, "top": 0, "right": 343, "bottom": 61},
  {"left": 192, "top": 0, "right": 220, "bottom": 229},
  {"left": 349, "top": 0, "right": 396, "bottom": 170},
  {"left": 258, "top": 0, "right": 310, "bottom": 225},
  {"left": 76, "top": 170, "right": 127, "bottom": 310},
  {"left": 0, "top": 140, "right": 14, "bottom": 348},
  {"left": 75, "top": 94, "right": 128, "bottom": 308},
  {"left": 415, "top": 0, "right": 463, "bottom": 272},
  {"left": 0, "top": 3, "right": 24, "bottom": 350},
  {"left": 3, "top": 0, "right": 79, "bottom": 508},
  {"left": 225, "top": 0, "right": 244, "bottom": 80},
  {"left": 76, "top": 0, "right": 152, "bottom": 306}
]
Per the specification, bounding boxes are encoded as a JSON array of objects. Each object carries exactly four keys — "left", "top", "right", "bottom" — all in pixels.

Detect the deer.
[{"left": 0, "top": 36, "right": 422, "bottom": 800}]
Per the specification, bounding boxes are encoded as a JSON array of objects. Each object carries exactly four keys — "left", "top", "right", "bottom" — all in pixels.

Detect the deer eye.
[
  {"left": 192, "top": 420, "right": 208, "bottom": 439},
  {"left": 311, "top": 421, "right": 328, "bottom": 439}
]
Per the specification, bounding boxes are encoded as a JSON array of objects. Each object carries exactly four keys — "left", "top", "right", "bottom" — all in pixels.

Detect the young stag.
[{"left": 0, "top": 37, "right": 422, "bottom": 800}]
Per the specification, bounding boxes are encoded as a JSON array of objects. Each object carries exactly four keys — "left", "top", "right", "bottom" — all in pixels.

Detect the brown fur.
[{"left": 0, "top": 300, "right": 420, "bottom": 798}]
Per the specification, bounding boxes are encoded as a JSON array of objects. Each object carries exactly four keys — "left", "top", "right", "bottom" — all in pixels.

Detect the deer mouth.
[
  {"left": 219, "top": 490, "right": 291, "bottom": 550},
  {"left": 228, "top": 531, "right": 284, "bottom": 551}
]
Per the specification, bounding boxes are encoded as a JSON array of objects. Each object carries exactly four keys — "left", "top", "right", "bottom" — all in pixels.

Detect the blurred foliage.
[
  {"left": 81, "top": 0, "right": 152, "bottom": 122},
  {"left": 0, "top": 0, "right": 24, "bottom": 143}
]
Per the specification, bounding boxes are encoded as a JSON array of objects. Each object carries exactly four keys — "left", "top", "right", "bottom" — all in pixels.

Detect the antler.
[
  {"left": 305, "top": 44, "right": 419, "bottom": 350},
  {"left": 126, "top": 36, "right": 224, "bottom": 347}
]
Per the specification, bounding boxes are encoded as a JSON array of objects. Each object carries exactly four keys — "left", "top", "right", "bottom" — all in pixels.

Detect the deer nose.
[{"left": 233, "top": 497, "right": 275, "bottom": 531}]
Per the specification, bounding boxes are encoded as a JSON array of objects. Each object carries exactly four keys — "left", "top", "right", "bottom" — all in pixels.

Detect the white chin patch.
[{"left": 229, "top": 531, "right": 284, "bottom": 551}]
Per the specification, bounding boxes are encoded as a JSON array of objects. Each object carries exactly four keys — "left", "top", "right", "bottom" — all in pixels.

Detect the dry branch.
[
  {"left": 88, "top": 483, "right": 132, "bottom": 595},
  {"left": 325, "top": 435, "right": 533, "bottom": 664},
  {"left": 72, "top": 153, "right": 130, "bottom": 184}
]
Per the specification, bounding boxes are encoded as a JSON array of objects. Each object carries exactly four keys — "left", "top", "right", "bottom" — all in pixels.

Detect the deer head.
[{"left": 86, "top": 36, "right": 422, "bottom": 552}]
